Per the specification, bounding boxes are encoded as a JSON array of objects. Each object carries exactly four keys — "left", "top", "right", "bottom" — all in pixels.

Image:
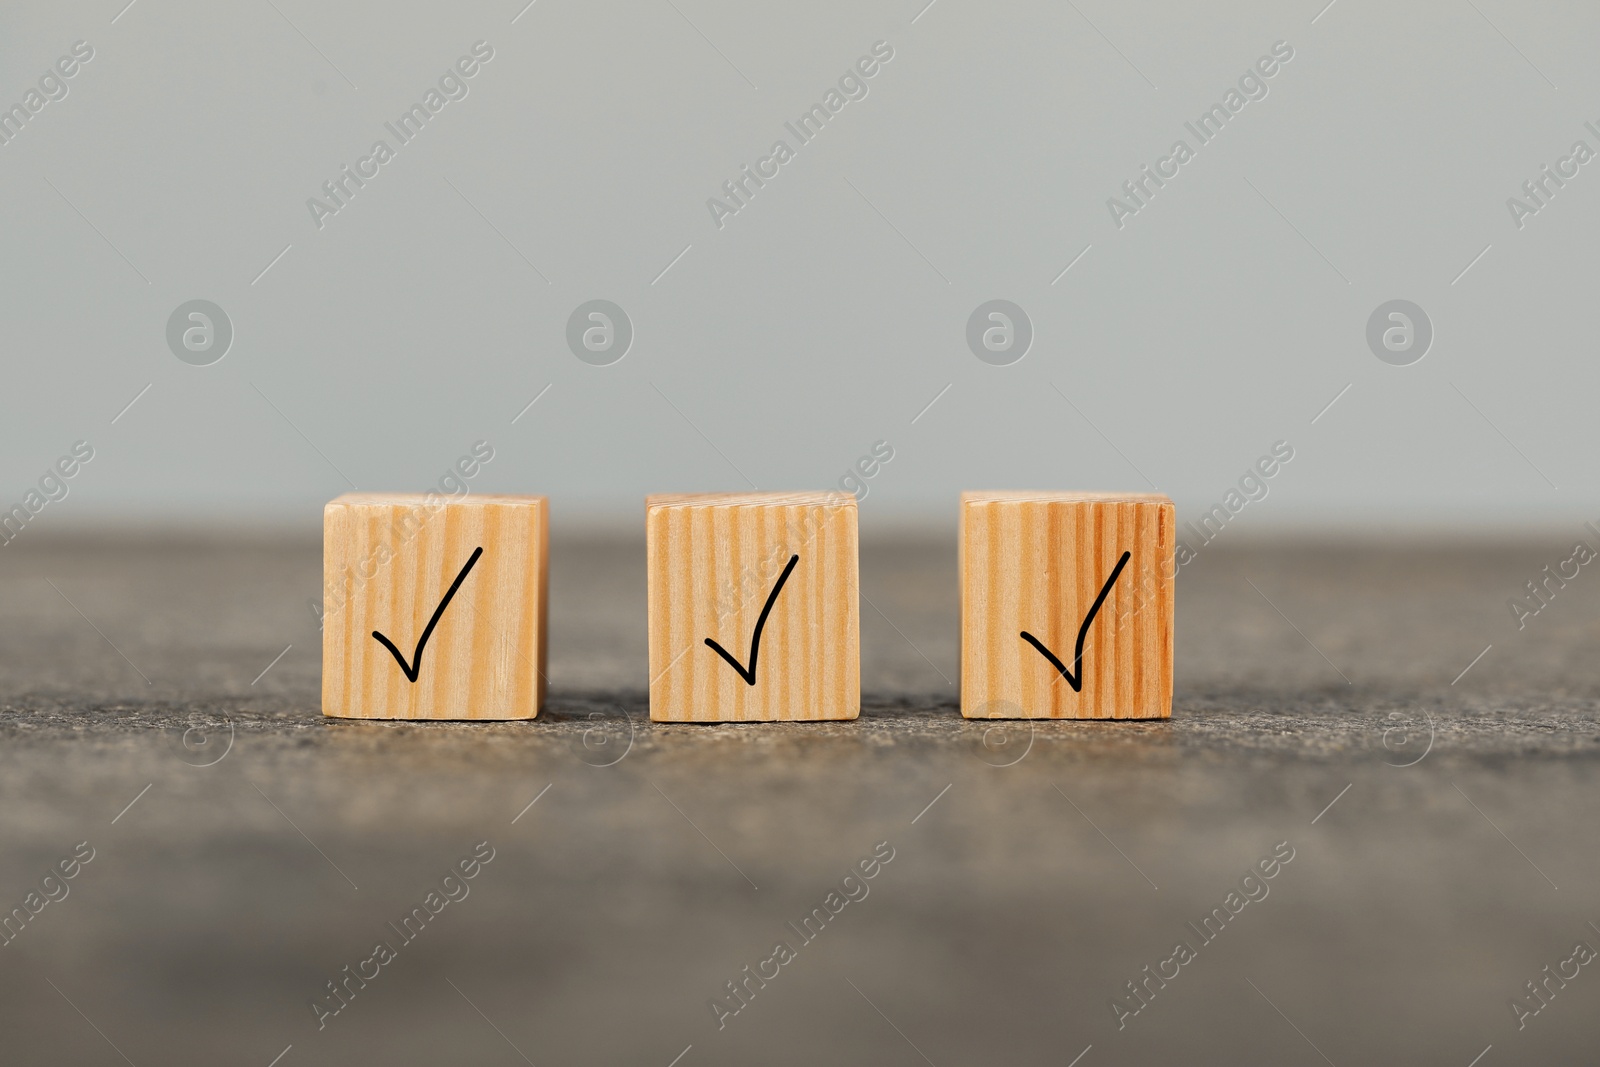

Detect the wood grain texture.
[
  {"left": 322, "top": 493, "right": 548, "bottom": 720},
  {"left": 646, "top": 492, "right": 859, "bottom": 722},
  {"left": 960, "top": 491, "right": 1173, "bottom": 719}
]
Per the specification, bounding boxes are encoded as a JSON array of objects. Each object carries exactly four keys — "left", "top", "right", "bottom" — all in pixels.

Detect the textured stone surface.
[{"left": 0, "top": 531, "right": 1596, "bottom": 1065}]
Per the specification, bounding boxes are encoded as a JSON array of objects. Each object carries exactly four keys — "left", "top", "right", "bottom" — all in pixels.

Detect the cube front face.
[
  {"left": 647, "top": 492, "right": 860, "bottom": 722},
  {"left": 961, "top": 492, "right": 1174, "bottom": 720},
  {"left": 322, "top": 494, "right": 548, "bottom": 720}
]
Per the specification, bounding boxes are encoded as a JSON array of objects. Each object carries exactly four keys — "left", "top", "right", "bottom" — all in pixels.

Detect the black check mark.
[
  {"left": 1020, "top": 550, "right": 1131, "bottom": 693},
  {"left": 705, "top": 554, "right": 799, "bottom": 686},
  {"left": 370, "top": 546, "right": 483, "bottom": 683}
]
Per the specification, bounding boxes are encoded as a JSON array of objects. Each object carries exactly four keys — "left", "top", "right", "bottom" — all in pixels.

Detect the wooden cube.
[
  {"left": 960, "top": 491, "right": 1173, "bottom": 719},
  {"left": 322, "top": 493, "right": 548, "bottom": 720},
  {"left": 646, "top": 492, "right": 859, "bottom": 722}
]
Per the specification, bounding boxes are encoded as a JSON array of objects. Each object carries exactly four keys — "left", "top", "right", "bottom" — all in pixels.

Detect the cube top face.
[
  {"left": 328, "top": 492, "right": 545, "bottom": 508},
  {"left": 322, "top": 494, "right": 549, "bottom": 721},
  {"left": 647, "top": 492, "right": 859, "bottom": 722},
  {"left": 961, "top": 490, "right": 1171, "bottom": 505},
  {"left": 646, "top": 490, "right": 854, "bottom": 510},
  {"left": 961, "top": 493, "right": 1174, "bottom": 720}
]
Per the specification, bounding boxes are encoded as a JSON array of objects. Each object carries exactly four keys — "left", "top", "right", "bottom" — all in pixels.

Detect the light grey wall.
[{"left": 2, "top": 0, "right": 1596, "bottom": 533}]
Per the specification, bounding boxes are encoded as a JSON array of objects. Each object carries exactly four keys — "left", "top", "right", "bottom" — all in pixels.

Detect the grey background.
[{"left": 3, "top": 0, "right": 1596, "bottom": 530}]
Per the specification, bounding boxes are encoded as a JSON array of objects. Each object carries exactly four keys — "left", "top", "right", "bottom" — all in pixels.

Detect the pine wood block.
[
  {"left": 647, "top": 492, "right": 859, "bottom": 722},
  {"left": 322, "top": 493, "right": 548, "bottom": 720},
  {"left": 960, "top": 491, "right": 1174, "bottom": 720}
]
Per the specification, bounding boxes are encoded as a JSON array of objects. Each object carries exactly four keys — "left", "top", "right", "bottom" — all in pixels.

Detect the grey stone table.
[{"left": 1, "top": 531, "right": 1597, "bottom": 1066}]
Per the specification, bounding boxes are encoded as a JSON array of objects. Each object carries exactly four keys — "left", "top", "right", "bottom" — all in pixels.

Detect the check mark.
[
  {"left": 371, "top": 546, "right": 483, "bottom": 683},
  {"left": 705, "top": 554, "right": 799, "bottom": 686},
  {"left": 1020, "top": 550, "right": 1130, "bottom": 693}
]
